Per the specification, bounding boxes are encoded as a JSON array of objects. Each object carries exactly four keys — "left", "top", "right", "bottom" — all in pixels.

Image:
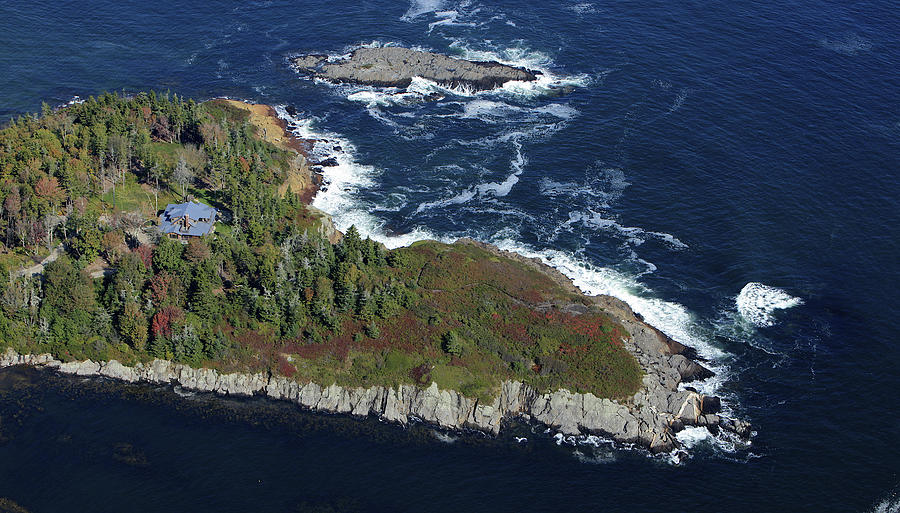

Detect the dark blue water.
[{"left": 1, "top": 1, "right": 899, "bottom": 511}]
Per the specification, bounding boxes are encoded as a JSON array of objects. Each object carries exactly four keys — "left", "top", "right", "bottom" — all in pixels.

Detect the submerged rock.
[{"left": 291, "top": 47, "right": 538, "bottom": 91}]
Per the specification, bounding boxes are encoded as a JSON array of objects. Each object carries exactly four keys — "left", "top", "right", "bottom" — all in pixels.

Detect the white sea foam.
[
  {"left": 573, "top": 448, "right": 617, "bottom": 464},
  {"left": 449, "top": 42, "right": 592, "bottom": 99},
  {"left": 871, "top": 493, "right": 900, "bottom": 513},
  {"left": 567, "top": 210, "right": 688, "bottom": 249},
  {"left": 427, "top": 10, "right": 478, "bottom": 33},
  {"left": 415, "top": 135, "right": 527, "bottom": 213},
  {"left": 346, "top": 90, "right": 403, "bottom": 107},
  {"left": 415, "top": 188, "right": 477, "bottom": 213},
  {"left": 667, "top": 88, "right": 688, "bottom": 114},
  {"left": 539, "top": 178, "right": 601, "bottom": 198},
  {"left": 568, "top": 3, "right": 598, "bottom": 14},
  {"left": 818, "top": 32, "right": 873, "bottom": 56},
  {"left": 538, "top": 165, "right": 628, "bottom": 207},
  {"left": 675, "top": 426, "right": 713, "bottom": 448},
  {"left": 533, "top": 103, "right": 579, "bottom": 120},
  {"left": 402, "top": 0, "right": 446, "bottom": 20},
  {"left": 459, "top": 99, "right": 521, "bottom": 121},
  {"left": 432, "top": 430, "right": 458, "bottom": 443},
  {"left": 736, "top": 282, "right": 804, "bottom": 328},
  {"left": 275, "top": 107, "right": 451, "bottom": 249}
]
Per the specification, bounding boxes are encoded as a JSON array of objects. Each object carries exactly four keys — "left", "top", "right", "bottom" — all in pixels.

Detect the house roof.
[
  {"left": 159, "top": 201, "right": 217, "bottom": 237},
  {"left": 164, "top": 201, "right": 216, "bottom": 220}
]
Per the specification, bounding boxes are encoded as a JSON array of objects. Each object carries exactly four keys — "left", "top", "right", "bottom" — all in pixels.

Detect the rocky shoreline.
[
  {"left": 0, "top": 291, "right": 749, "bottom": 454},
  {"left": 291, "top": 47, "right": 538, "bottom": 91}
]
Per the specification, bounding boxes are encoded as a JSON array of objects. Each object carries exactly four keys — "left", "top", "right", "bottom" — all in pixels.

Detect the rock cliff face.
[
  {"left": 292, "top": 47, "right": 537, "bottom": 91},
  {"left": 1, "top": 302, "right": 749, "bottom": 454}
]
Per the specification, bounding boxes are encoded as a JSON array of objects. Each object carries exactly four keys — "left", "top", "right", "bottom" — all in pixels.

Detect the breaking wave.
[
  {"left": 736, "top": 282, "right": 804, "bottom": 328},
  {"left": 449, "top": 41, "right": 592, "bottom": 99},
  {"left": 274, "top": 105, "right": 447, "bottom": 249}
]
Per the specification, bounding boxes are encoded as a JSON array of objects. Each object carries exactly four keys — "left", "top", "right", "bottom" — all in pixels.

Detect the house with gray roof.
[{"left": 158, "top": 201, "right": 217, "bottom": 240}]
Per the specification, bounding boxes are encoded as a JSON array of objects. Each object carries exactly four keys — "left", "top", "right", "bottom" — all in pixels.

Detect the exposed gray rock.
[
  {"left": 668, "top": 354, "right": 715, "bottom": 382},
  {"left": 99, "top": 360, "right": 138, "bottom": 382},
  {"left": 292, "top": 54, "right": 326, "bottom": 69},
  {"left": 58, "top": 359, "right": 100, "bottom": 376},
  {"left": 292, "top": 47, "right": 537, "bottom": 91}
]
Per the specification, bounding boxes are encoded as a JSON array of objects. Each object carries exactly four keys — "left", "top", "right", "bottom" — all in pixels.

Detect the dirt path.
[{"left": 13, "top": 245, "right": 64, "bottom": 279}]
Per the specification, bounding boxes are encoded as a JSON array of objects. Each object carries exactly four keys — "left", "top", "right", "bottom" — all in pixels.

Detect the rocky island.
[
  {"left": 292, "top": 46, "right": 538, "bottom": 91},
  {"left": 0, "top": 93, "right": 748, "bottom": 455}
]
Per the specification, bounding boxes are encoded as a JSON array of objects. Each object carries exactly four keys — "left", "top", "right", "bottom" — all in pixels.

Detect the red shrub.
[
  {"left": 409, "top": 364, "right": 431, "bottom": 385},
  {"left": 133, "top": 245, "right": 153, "bottom": 269},
  {"left": 276, "top": 355, "right": 297, "bottom": 378},
  {"left": 150, "top": 306, "right": 184, "bottom": 338},
  {"left": 149, "top": 273, "right": 173, "bottom": 303}
]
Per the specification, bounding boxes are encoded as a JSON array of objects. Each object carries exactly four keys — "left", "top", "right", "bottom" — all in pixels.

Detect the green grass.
[{"left": 98, "top": 173, "right": 176, "bottom": 215}]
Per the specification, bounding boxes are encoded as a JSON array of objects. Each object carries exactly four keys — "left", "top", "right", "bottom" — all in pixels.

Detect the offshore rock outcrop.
[{"left": 292, "top": 47, "right": 537, "bottom": 91}]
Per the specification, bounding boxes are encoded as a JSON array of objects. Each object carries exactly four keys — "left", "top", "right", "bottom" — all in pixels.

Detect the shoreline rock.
[
  {"left": 291, "top": 47, "right": 538, "bottom": 91},
  {"left": 1, "top": 305, "right": 750, "bottom": 453}
]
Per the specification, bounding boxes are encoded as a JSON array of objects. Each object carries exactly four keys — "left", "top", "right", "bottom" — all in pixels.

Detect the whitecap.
[
  {"left": 406, "top": 75, "right": 478, "bottom": 97},
  {"left": 569, "top": 210, "right": 688, "bottom": 249},
  {"left": 402, "top": 0, "right": 445, "bottom": 20},
  {"left": 736, "top": 282, "right": 804, "bottom": 328},
  {"left": 539, "top": 178, "right": 596, "bottom": 198},
  {"left": 667, "top": 88, "right": 688, "bottom": 114},
  {"left": 346, "top": 90, "right": 403, "bottom": 107},
  {"left": 568, "top": 3, "right": 598, "bottom": 14},
  {"left": 417, "top": 133, "right": 528, "bottom": 213},
  {"left": 818, "top": 32, "right": 873, "bottom": 56},
  {"left": 427, "top": 10, "right": 479, "bottom": 33},
  {"left": 415, "top": 188, "right": 477, "bottom": 213}
]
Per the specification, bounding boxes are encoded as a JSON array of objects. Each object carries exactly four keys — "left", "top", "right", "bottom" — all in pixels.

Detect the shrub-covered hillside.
[{"left": 0, "top": 93, "right": 642, "bottom": 401}]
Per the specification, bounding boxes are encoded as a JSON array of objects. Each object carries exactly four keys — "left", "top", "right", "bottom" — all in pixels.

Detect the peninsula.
[{"left": 0, "top": 93, "right": 748, "bottom": 453}]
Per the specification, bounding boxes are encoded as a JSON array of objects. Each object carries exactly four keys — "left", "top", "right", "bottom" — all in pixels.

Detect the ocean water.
[{"left": 1, "top": 1, "right": 899, "bottom": 511}]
